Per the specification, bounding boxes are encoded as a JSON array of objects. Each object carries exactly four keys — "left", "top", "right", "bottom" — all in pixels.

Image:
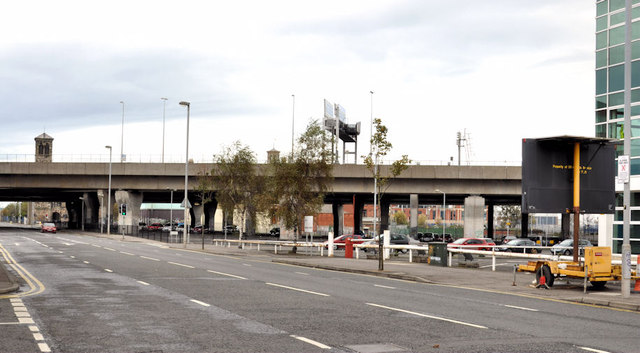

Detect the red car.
[
  {"left": 447, "top": 237, "right": 495, "bottom": 251},
  {"left": 324, "top": 234, "right": 367, "bottom": 249},
  {"left": 41, "top": 222, "right": 57, "bottom": 234},
  {"left": 148, "top": 223, "right": 164, "bottom": 231}
]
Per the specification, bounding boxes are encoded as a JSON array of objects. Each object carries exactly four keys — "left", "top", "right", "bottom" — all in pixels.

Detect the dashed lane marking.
[
  {"left": 266, "top": 283, "right": 330, "bottom": 297},
  {"left": 137, "top": 280, "right": 150, "bottom": 286},
  {"left": 104, "top": 269, "right": 113, "bottom": 273},
  {"left": 290, "top": 335, "right": 331, "bottom": 349},
  {"left": 579, "top": 347, "right": 611, "bottom": 353},
  {"left": 167, "top": 261, "right": 195, "bottom": 269},
  {"left": 374, "top": 284, "right": 396, "bottom": 289},
  {"left": 140, "top": 256, "right": 160, "bottom": 261},
  {"left": 366, "top": 303, "right": 487, "bottom": 329},
  {"left": 190, "top": 299, "right": 210, "bottom": 307},
  {"left": 206, "top": 270, "right": 247, "bottom": 280},
  {"left": 504, "top": 304, "right": 538, "bottom": 312}
]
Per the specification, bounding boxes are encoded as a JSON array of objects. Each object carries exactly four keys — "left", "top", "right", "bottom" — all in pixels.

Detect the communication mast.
[{"left": 456, "top": 129, "right": 472, "bottom": 166}]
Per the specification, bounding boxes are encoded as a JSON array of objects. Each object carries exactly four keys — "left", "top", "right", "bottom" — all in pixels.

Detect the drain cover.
[{"left": 345, "top": 343, "right": 406, "bottom": 353}]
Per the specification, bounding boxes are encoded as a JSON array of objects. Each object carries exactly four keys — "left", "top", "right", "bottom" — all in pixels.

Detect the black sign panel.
[{"left": 522, "top": 137, "right": 615, "bottom": 214}]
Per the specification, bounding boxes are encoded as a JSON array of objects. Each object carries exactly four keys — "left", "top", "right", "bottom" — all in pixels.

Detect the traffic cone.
[{"left": 538, "top": 274, "right": 546, "bottom": 286}]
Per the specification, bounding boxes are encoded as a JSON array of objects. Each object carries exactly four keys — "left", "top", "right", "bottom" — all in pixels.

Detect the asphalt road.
[{"left": 1, "top": 228, "right": 638, "bottom": 353}]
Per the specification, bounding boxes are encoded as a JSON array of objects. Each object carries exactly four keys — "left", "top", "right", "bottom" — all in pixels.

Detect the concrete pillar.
[
  {"left": 598, "top": 214, "right": 614, "bottom": 248},
  {"left": 410, "top": 194, "right": 418, "bottom": 236},
  {"left": 83, "top": 192, "right": 100, "bottom": 227},
  {"left": 193, "top": 204, "right": 204, "bottom": 227},
  {"left": 380, "top": 199, "right": 390, "bottom": 234},
  {"left": 487, "top": 204, "right": 494, "bottom": 238},
  {"left": 561, "top": 213, "right": 570, "bottom": 239},
  {"left": 464, "top": 196, "right": 485, "bottom": 238},
  {"left": 353, "top": 194, "right": 364, "bottom": 234},
  {"left": 332, "top": 202, "right": 344, "bottom": 237},
  {"left": 521, "top": 212, "right": 529, "bottom": 238},
  {"left": 115, "top": 190, "right": 143, "bottom": 228},
  {"left": 204, "top": 201, "right": 217, "bottom": 231}
]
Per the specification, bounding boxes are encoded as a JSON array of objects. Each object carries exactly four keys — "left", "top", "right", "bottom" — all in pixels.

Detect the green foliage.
[
  {"left": 417, "top": 214, "right": 428, "bottom": 228},
  {"left": 497, "top": 205, "right": 521, "bottom": 229},
  {"left": 267, "top": 119, "right": 333, "bottom": 240},
  {"left": 210, "top": 141, "right": 262, "bottom": 238},
  {"left": 392, "top": 211, "right": 409, "bottom": 225},
  {"left": 0, "top": 203, "right": 27, "bottom": 217}
]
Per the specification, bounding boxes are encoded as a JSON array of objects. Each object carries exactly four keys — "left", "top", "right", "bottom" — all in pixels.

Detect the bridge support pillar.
[
  {"left": 204, "top": 201, "right": 217, "bottom": 231},
  {"left": 83, "top": 192, "right": 100, "bottom": 228},
  {"left": 464, "top": 196, "right": 485, "bottom": 238},
  {"left": 193, "top": 204, "right": 204, "bottom": 227},
  {"left": 410, "top": 194, "right": 418, "bottom": 236},
  {"left": 380, "top": 198, "right": 390, "bottom": 235},
  {"left": 332, "top": 203, "right": 344, "bottom": 237},
  {"left": 486, "top": 203, "right": 495, "bottom": 239},
  {"left": 353, "top": 194, "right": 364, "bottom": 235},
  {"left": 115, "top": 190, "right": 143, "bottom": 230}
]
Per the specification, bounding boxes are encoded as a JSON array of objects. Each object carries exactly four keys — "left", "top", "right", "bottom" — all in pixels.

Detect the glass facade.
[{"left": 597, "top": 1, "right": 640, "bottom": 251}]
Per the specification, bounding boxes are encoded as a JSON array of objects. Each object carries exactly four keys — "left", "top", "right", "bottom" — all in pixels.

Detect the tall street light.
[
  {"left": 369, "top": 90, "right": 374, "bottom": 155},
  {"left": 179, "top": 101, "right": 191, "bottom": 248},
  {"left": 161, "top": 97, "right": 168, "bottom": 163},
  {"left": 435, "top": 189, "right": 446, "bottom": 239},
  {"left": 119, "top": 101, "right": 125, "bottom": 163},
  {"left": 105, "top": 146, "right": 112, "bottom": 236},
  {"left": 291, "top": 94, "right": 295, "bottom": 158}
]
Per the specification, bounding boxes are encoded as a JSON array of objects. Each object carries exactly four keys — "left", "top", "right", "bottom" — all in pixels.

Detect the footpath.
[{"left": 1, "top": 231, "right": 639, "bottom": 312}]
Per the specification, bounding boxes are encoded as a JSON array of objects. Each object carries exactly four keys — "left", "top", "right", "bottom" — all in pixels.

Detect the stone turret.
[{"left": 35, "top": 133, "right": 54, "bottom": 163}]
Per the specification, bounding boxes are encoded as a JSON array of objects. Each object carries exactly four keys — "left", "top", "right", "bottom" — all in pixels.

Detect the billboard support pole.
[
  {"left": 573, "top": 142, "right": 580, "bottom": 263},
  {"left": 622, "top": 0, "right": 632, "bottom": 298}
]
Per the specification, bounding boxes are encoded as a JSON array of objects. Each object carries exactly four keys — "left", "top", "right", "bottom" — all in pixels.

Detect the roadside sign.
[
  {"left": 618, "top": 155, "right": 630, "bottom": 184},
  {"left": 304, "top": 216, "right": 313, "bottom": 233},
  {"left": 180, "top": 198, "right": 191, "bottom": 208}
]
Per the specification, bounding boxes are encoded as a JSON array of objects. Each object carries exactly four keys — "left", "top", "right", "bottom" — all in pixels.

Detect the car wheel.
[
  {"left": 590, "top": 281, "right": 607, "bottom": 289},
  {"left": 563, "top": 249, "right": 572, "bottom": 256},
  {"left": 531, "top": 249, "right": 538, "bottom": 254},
  {"left": 536, "top": 265, "right": 554, "bottom": 287}
]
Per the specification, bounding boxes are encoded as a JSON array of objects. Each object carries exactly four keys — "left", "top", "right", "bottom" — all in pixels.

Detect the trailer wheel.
[
  {"left": 590, "top": 281, "right": 607, "bottom": 289},
  {"left": 536, "top": 265, "right": 554, "bottom": 287}
]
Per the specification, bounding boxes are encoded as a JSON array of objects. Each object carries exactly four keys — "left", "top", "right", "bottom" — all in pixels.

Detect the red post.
[{"left": 345, "top": 238, "right": 353, "bottom": 258}]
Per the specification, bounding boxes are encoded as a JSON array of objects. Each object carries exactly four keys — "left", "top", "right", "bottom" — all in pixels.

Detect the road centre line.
[
  {"left": 137, "top": 280, "right": 150, "bottom": 286},
  {"left": 503, "top": 304, "right": 538, "bottom": 312},
  {"left": 91, "top": 244, "right": 102, "bottom": 248},
  {"left": 83, "top": 261, "right": 90, "bottom": 264},
  {"left": 104, "top": 269, "right": 113, "bottom": 273},
  {"left": 37, "top": 342, "right": 51, "bottom": 353},
  {"left": 290, "top": 335, "right": 331, "bottom": 349},
  {"left": 294, "top": 272, "right": 309, "bottom": 276},
  {"left": 579, "top": 347, "right": 611, "bottom": 353},
  {"left": 103, "top": 247, "right": 117, "bottom": 252},
  {"left": 206, "top": 270, "right": 247, "bottom": 280},
  {"left": 140, "top": 256, "right": 160, "bottom": 261},
  {"left": 366, "top": 303, "right": 488, "bottom": 329},
  {"left": 190, "top": 299, "right": 210, "bottom": 307},
  {"left": 266, "top": 283, "right": 330, "bottom": 297},
  {"left": 374, "top": 284, "right": 396, "bottom": 289},
  {"left": 168, "top": 261, "right": 195, "bottom": 269},
  {"left": 119, "top": 251, "right": 135, "bottom": 256}
]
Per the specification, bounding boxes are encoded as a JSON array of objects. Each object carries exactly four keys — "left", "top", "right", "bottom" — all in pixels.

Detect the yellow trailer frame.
[{"left": 518, "top": 247, "right": 638, "bottom": 288}]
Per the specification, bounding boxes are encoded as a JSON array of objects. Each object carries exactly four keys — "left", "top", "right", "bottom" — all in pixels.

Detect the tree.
[
  {"left": 363, "top": 118, "right": 411, "bottom": 270},
  {"left": 417, "top": 214, "right": 428, "bottom": 228},
  {"left": 267, "top": 119, "right": 333, "bottom": 252},
  {"left": 497, "top": 205, "right": 521, "bottom": 232},
  {"left": 210, "top": 141, "right": 262, "bottom": 243},
  {"left": 392, "top": 211, "right": 409, "bottom": 225}
]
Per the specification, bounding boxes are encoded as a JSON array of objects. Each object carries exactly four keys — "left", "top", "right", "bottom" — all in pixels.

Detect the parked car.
[
  {"left": 433, "top": 233, "right": 453, "bottom": 243},
  {"left": 138, "top": 222, "right": 148, "bottom": 231},
  {"left": 500, "top": 235, "right": 517, "bottom": 245},
  {"left": 550, "top": 239, "right": 593, "bottom": 256},
  {"left": 162, "top": 223, "right": 177, "bottom": 232},
  {"left": 447, "top": 237, "right": 496, "bottom": 251},
  {"left": 148, "top": 223, "right": 164, "bottom": 231},
  {"left": 223, "top": 225, "right": 238, "bottom": 233},
  {"left": 324, "top": 234, "right": 367, "bottom": 249},
  {"left": 41, "top": 222, "right": 57, "bottom": 234},
  {"left": 362, "top": 233, "right": 416, "bottom": 253},
  {"left": 416, "top": 232, "right": 435, "bottom": 242},
  {"left": 495, "top": 238, "right": 540, "bottom": 253},
  {"left": 269, "top": 227, "right": 280, "bottom": 236}
]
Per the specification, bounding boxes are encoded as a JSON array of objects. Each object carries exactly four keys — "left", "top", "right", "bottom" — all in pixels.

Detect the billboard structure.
[
  {"left": 323, "top": 99, "right": 361, "bottom": 164},
  {"left": 522, "top": 136, "right": 616, "bottom": 214}
]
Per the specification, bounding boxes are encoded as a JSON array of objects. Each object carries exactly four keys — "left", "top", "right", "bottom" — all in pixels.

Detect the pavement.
[{"left": 1, "top": 230, "right": 639, "bottom": 312}]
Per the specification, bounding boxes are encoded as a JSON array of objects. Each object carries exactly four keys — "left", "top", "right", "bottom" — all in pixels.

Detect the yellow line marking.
[{"left": 0, "top": 243, "right": 46, "bottom": 299}]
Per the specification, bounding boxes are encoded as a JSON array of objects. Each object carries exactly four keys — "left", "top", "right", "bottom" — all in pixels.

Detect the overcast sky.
[{"left": 0, "top": 0, "right": 594, "bottom": 165}]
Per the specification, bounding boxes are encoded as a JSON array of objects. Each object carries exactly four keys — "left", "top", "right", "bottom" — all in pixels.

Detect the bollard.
[
  {"left": 584, "top": 265, "right": 588, "bottom": 294},
  {"left": 491, "top": 249, "right": 496, "bottom": 272},
  {"left": 512, "top": 265, "right": 517, "bottom": 286},
  {"left": 344, "top": 238, "right": 354, "bottom": 259},
  {"left": 448, "top": 251, "right": 452, "bottom": 267},
  {"left": 355, "top": 247, "right": 359, "bottom": 259},
  {"left": 409, "top": 249, "right": 413, "bottom": 263},
  {"left": 257, "top": 244, "right": 260, "bottom": 251},
  {"left": 320, "top": 246, "right": 324, "bottom": 257}
]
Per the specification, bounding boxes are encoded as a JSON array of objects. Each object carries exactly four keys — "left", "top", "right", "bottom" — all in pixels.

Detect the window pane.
[
  {"left": 597, "top": 68, "right": 608, "bottom": 95},
  {"left": 597, "top": 110, "right": 607, "bottom": 123},
  {"left": 633, "top": 119, "right": 640, "bottom": 137},
  {"left": 596, "top": 123, "right": 606, "bottom": 137},
  {"left": 597, "top": 49, "right": 607, "bottom": 68},
  {"left": 610, "top": 26, "right": 625, "bottom": 46},
  {"left": 609, "top": 45, "right": 624, "bottom": 65},
  {"left": 596, "top": 95, "right": 607, "bottom": 109},
  {"left": 634, "top": 60, "right": 640, "bottom": 88},
  {"left": 632, "top": 105, "right": 640, "bottom": 116},
  {"left": 597, "top": 16, "right": 608, "bottom": 32},
  {"left": 609, "top": 121, "right": 623, "bottom": 138},
  {"left": 597, "top": 31, "right": 608, "bottom": 50},
  {"left": 632, "top": 138, "right": 640, "bottom": 156},
  {"left": 634, "top": 41, "right": 640, "bottom": 60},
  {"left": 610, "top": 91, "right": 624, "bottom": 106},
  {"left": 611, "top": 11, "right": 625, "bottom": 26},
  {"left": 597, "top": 1, "right": 608, "bottom": 16},
  {"left": 610, "top": 107, "right": 624, "bottom": 120},
  {"left": 611, "top": 0, "right": 624, "bottom": 12},
  {"left": 633, "top": 88, "right": 640, "bottom": 103},
  {"left": 634, "top": 21, "right": 640, "bottom": 40},
  {"left": 609, "top": 64, "right": 624, "bottom": 92},
  {"left": 635, "top": 6, "right": 640, "bottom": 19}
]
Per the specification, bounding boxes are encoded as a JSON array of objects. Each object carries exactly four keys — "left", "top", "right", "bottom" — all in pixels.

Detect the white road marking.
[
  {"left": 33, "top": 333, "right": 44, "bottom": 341},
  {"left": 29, "top": 325, "right": 39, "bottom": 332},
  {"left": 19, "top": 318, "right": 35, "bottom": 324},
  {"left": 294, "top": 272, "right": 310, "bottom": 276},
  {"left": 91, "top": 244, "right": 102, "bottom": 248},
  {"left": 290, "top": 335, "right": 331, "bottom": 349},
  {"left": 207, "top": 270, "right": 247, "bottom": 280},
  {"left": 104, "top": 269, "right": 113, "bottom": 273},
  {"left": 242, "top": 263, "right": 252, "bottom": 267},
  {"left": 504, "top": 304, "right": 538, "bottom": 312},
  {"left": 120, "top": 251, "right": 135, "bottom": 256},
  {"left": 366, "top": 303, "right": 488, "bottom": 329},
  {"left": 168, "top": 261, "right": 195, "bottom": 269},
  {"left": 579, "top": 347, "right": 611, "bottom": 353},
  {"left": 374, "top": 284, "right": 396, "bottom": 289},
  {"left": 137, "top": 280, "right": 150, "bottom": 286},
  {"left": 83, "top": 261, "right": 90, "bottom": 264},
  {"left": 38, "top": 342, "right": 51, "bottom": 353},
  {"left": 479, "top": 263, "right": 510, "bottom": 269},
  {"left": 266, "top": 283, "right": 330, "bottom": 297},
  {"left": 190, "top": 299, "right": 210, "bottom": 307},
  {"left": 13, "top": 307, "right": 28, "bottom": 312},
  {"left": 140, "top": 256, "right": 160, "bottom": 261},
  {"left": 10, "top": 299, "right": 22, "bottom": 303},
  {"left": 69, "top": 256, "right": 75, "bottom": 259},
  {"left": 15, "top": 312, "right": 31, "bottom": 318},
  {"left": 103, "top": 247, "right": 116, "bottom": 252}
]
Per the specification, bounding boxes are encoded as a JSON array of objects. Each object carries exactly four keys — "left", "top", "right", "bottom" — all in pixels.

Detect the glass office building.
[{"left": 596, "top": 0, "right": 640, "bottom": 252}]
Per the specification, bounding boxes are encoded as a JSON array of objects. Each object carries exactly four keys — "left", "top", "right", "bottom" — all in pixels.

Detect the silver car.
[{"left": 550, "top": 239, "right": 593, "bottom": 256}]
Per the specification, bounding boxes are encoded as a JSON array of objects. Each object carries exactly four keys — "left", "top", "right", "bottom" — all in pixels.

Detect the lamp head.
[{"left": 179, "top": 101, "right": 190, "bottom": 107}]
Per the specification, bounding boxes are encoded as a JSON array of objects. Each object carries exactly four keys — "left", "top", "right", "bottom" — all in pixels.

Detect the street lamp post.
[
  {"left": 369, "top": 90, "right": 374, "bottom": 155},
  {"left": 291, "top": 94, "right": 295, "bottom": 158},
  {"left": 79, "top": 196, "right": 85, "bottom": 231},
  {"left": 435, "top": 189, "right": 446, "bottom": 239},
  {"left": 106, "top": 146, "right": 112, "bottom": 236},
  {"left": 179, "top": 101, "right": 191, "bottom": 248},
  {"left": 119, "top": 101, "right": 125, "bottom": 163},
  {"left": 161, "top": 97, "right": 168, "bottom": 163}
]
